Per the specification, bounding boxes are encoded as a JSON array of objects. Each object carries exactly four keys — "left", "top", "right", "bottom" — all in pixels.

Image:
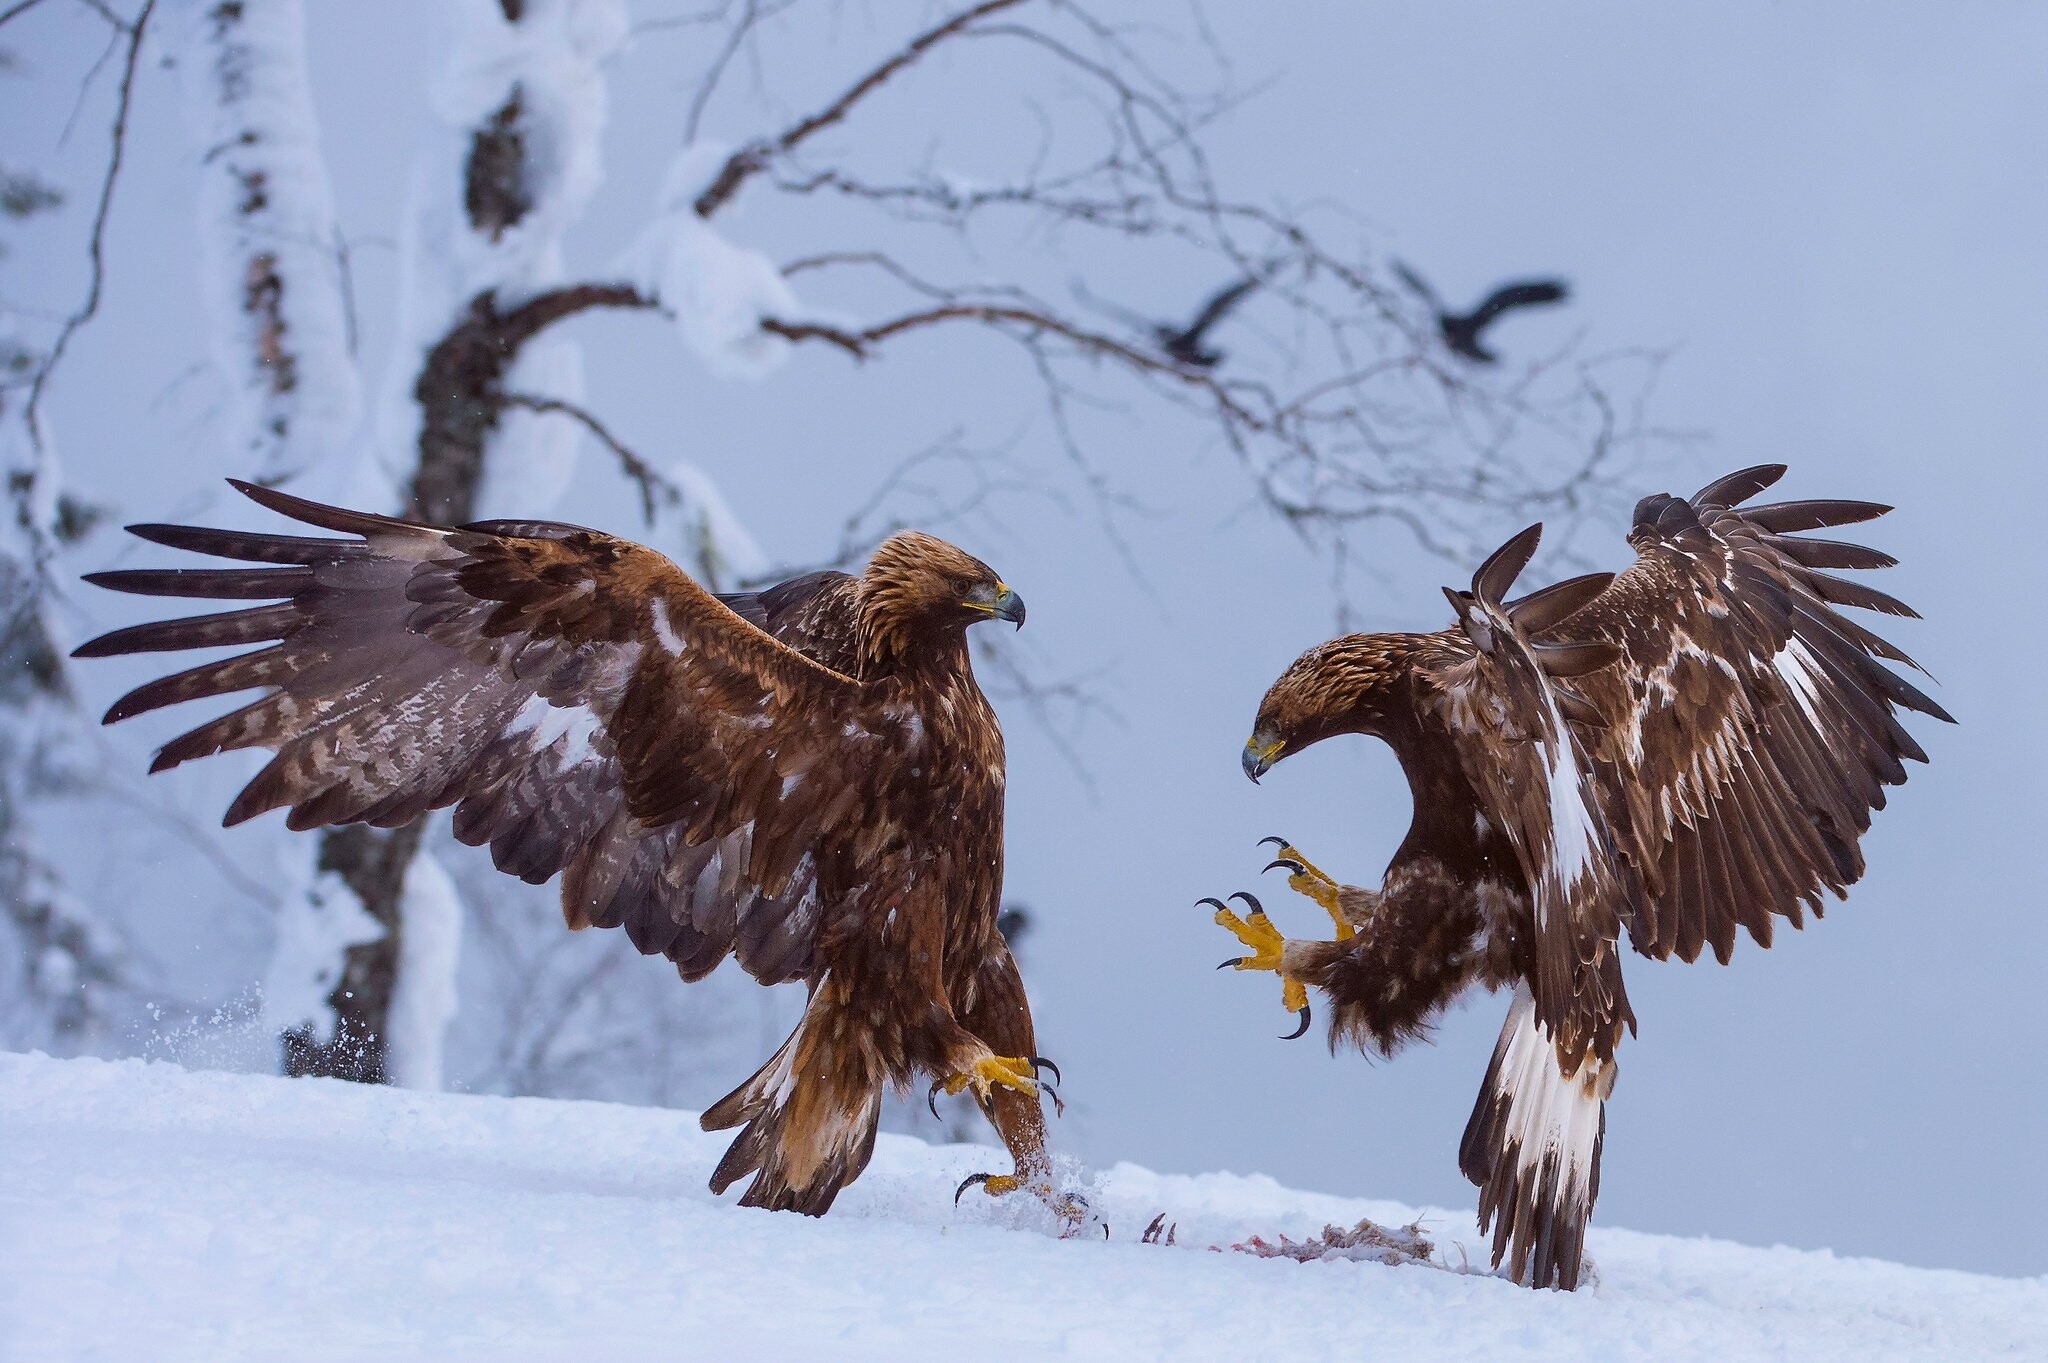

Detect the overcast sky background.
[{"left": 9, "top": 2, "right": 2046, "bottom": 1277}]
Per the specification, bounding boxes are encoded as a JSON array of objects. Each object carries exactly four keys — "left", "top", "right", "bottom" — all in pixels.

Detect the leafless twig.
[
  {"left": 22, "top": 0, "right": 154, "bottom": 452},
  {"left": 693, "top": 0, "right": 1031, "bottom": 218},
  {"left": 495, "top": 390, "right": 679, "bottom": 526}
]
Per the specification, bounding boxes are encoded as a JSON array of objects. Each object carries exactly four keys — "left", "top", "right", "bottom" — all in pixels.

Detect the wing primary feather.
[
  {"left": 1471, "top": 523, "right": 1544, "bottom": 604},
  {"left": 72, "top": 603, "right": 301, "bottom": 658},
  {"left": 125, "top": 522, "right": 364, "bottom": 564},
  {"left": 1761, "top": 534, "right": 1897, "bottom": 571},
  {"left": 1509, "top": 572, "right": 1615, "bottom": 634},
  {"left": 228, "top": 478, "right": 429, "bottom": 538},
  {"left": 1742, "top": 499, "right": 1890, "bottom": 533},
  {"left": 83, "top": 567, "right": 312, "bottom": 599},
  {"left": 102, "top": 646, "right": 292, "bottom": 723},
  {"left": 1531, "top": 640, "right": 1622, "bottom": 678},
  {"left": 1691, "top": 464, "right": 1786, "bottom": 509},
  {"left": 1797, "top": 569, "right": 1920, "bottom": 619}
]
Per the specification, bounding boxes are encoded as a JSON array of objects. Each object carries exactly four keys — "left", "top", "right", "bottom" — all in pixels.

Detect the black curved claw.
[
  {"left": 955, "top": 1172, "right": 992, "bottom": 1207},
  {"left": 1196, "top": 895, "right": 1230, "bottom": 913},
  {"left": 1029, "top": 1055, "right": 1063, "bottom": 1090},
  {"left": 1263, "top": 858, "right": 1306, "bottom": 877},
  {"left": 1217, "top": 957, "right": 1246, "bottom": 971},
  {"left": 1258, "top": 835, "right": 1290, "bottom": 850},
  {"left": 1227, "top": 891, "right": 1266, "bottom": 916},
  {"left": 976, "top": 1089, "right": 996, "bottom": 1121},
  {"left": 928, "top": 1080, "right": 947, "bottom": 1121},
  {"left": 1281, "top": 1002, "right": 1313, "bottom": 1041}
]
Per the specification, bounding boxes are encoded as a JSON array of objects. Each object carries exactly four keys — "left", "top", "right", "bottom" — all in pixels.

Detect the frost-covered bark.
[
  {"left": 171, "top": 0, "right": 362, "bottom": 484},
  {"left": 164, "top": 0, "right": 402, "bottom": 1079}
]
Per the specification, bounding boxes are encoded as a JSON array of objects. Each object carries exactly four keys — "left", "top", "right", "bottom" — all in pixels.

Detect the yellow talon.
[
  {"left": 1212, "top": 898, "right": 1288, "bottom": 971},
  {"left": 1281, "top": 975, "right": 1309, "bottom": 1014},
  {"left": 1205, "top": 892, "right": 1313, "bottom": 1038},
  {"left": 942, "top": 1054, "right": 1039, "bottom": 1101},
  {"left": 1263, "top": 838, "right": 1355, "bottom": 940}
]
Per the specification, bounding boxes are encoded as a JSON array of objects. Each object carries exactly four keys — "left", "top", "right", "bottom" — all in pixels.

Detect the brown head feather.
[{"left": 855, "top": 530, "right": 1012, "bottom": 667}]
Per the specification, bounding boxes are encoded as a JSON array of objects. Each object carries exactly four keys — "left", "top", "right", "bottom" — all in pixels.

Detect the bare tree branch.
[
  {"left": 494, "top": 390, "right": 676, "bottom": 525},
  {"left": 693, "top": 0, "right": 1031, "bottom": 218},
  {"left": 0, "top": 0, "right": 59, "bottom": 30},
  {"left": 22, "top": 0, "right": 153, "bottom": 452}
]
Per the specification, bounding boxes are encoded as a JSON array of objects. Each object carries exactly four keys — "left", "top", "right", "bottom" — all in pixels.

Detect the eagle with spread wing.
[
  {"left": 1209, "top": 465, "right": 1950, "bottom": 1289},
  {"left": 76, "top": 481, "right": 1064, "bottom": 1217}
]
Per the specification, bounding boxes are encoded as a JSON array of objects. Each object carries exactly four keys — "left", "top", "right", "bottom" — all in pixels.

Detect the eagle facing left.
[
  {"left": 75, "top": 481, "right": 1062, "bottom": 1219},
  {"left": 1211, "top": 464, "right": 1951, "bottom": 1290}
]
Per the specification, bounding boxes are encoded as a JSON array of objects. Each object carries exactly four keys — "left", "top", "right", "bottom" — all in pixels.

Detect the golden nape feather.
[
  {"left": 1213, "top": 463, "right": 1949, "bottom": 1290},
  {"left": 77, "top": 479, "right": 1061, "bottom": 1220}
]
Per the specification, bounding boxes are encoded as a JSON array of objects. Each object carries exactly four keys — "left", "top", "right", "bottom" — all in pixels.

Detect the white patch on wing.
[
  {"left": 506, "top": 694, "right": 602, "bottom": 766},
  {"left": 1537, "top": 682, "right": 1600, "bottom": 897},
  {"left": 1772, "top": 636, "right": 1828, "bottom": 729},
  {"left": 648, "top": 598, "right": 686, "bottom": 656}
]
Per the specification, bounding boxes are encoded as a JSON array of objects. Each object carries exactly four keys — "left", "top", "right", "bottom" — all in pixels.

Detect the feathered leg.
[{"left": 947, "top": 948, "right": 1089, "bottom": 1226}]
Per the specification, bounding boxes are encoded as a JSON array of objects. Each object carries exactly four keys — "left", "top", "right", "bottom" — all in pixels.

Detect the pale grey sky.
[{"left": 10, "top": 2, "right": 2044, "bottom": 1276}]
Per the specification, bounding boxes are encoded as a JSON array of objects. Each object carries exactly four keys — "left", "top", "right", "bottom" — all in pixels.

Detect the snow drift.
[{"left": 3, "top": 1052, "right": 2040, "bottom": 1362}]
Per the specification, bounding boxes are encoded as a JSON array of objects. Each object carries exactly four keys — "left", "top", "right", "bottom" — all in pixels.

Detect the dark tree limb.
[
  {"left": 22, "top": 0, "right": 154, "bottom": 452},
  {"left": 692, "top": 0, "right": 1029, "bottom": 218},
  {"left": 408, "top": 284, "right": 653, "bottom": 524}
]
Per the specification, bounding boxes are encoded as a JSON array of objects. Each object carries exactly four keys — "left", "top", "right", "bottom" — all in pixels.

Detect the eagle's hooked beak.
[
  {"left": 1242, "top": 732, "right": 1285, "bottom": 783},
  {"left": 969, "top": 581, "right": 1027, "bottom": 629}
]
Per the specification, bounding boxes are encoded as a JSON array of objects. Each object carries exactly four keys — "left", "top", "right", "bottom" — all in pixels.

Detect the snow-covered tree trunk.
[
  {"left": 172, "top": 0, "right": 362, "bottom": 485},
  {"left": 0, "top": 420, "right": 124, "bottom": 1050},
  {"left": 0, "top": 123, "right": 124, "bottom": 1048},
  {"left": 166, "top": 0, "right": 400, "bottom": 1078},
  {"left": 284, "top": 0, "right": 629, "bottom": 1086}
]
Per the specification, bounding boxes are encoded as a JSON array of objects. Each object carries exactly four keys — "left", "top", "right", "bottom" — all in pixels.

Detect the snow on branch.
[
  {"left": 171, "top": 0, "right": 361, "bottom": 484},
  {"left": 625, "top": 143, "right": 801, "bottom": 380}
]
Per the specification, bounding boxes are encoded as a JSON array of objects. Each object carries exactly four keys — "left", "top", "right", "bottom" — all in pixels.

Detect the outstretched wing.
[
  {"left": 1546, "top": 464, "right": 1951, "bottom": 967},
  {"left": 76, "top": 482, "right": 896, "bottom": 985},
  {"left": 1468, "top": 279, "right": 1568, "bottom": 327},
  {"left": 1180, "top": 276, "right": 1259, "bottom": 340}
]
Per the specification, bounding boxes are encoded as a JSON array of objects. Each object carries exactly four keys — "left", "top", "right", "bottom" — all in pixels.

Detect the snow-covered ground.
[{"left": 4, "top": 1053, "right": 2041, "bottom": 1362}]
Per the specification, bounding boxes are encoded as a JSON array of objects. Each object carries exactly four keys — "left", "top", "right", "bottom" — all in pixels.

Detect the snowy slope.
[{"left": 3, "top": 1054, "right": 2041, "bottom": 1363}]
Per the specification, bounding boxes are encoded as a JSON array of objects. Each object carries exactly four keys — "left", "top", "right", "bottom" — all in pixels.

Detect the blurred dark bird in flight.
[
  {"left": 1391, "top": 260, "right": 1569, "bottom": 364},
  {"left": 995, "top": 905, "right": 1032, "bottom": 949},
  {"left": 1155, "top": 275, "right": 1260, "bottom": 369}
]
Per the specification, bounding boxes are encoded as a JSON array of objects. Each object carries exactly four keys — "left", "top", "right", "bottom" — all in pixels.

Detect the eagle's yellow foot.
[
  {"left": 1259, "top": 835, "right": 1355, "bottom": 940},
  {"left": 954, "top": 1170, "right": 1102, "bottom": 1236},
  {"left": 927, "top": 1054, "right": 1063, "bottom": 1119},
  {"left": 1201, "top": 891, "right": 1313, "bottom": 1040}
]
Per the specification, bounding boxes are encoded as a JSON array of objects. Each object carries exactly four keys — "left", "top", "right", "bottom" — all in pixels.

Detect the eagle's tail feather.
[
  {"left": 702, "top": 1005, "right": 882, "bottom": 1217},
  {"left": 1459, "top": 984, "right": 1614, "bottom": 1290}
]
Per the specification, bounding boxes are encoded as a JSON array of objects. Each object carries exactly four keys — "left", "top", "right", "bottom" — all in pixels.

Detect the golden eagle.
[
  {"left": 76, "top": 482, "right": 1063, "bottom": 1217},
  {"left": 1211, "top": 465, "right": 1949, "bottom": 1288}
]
